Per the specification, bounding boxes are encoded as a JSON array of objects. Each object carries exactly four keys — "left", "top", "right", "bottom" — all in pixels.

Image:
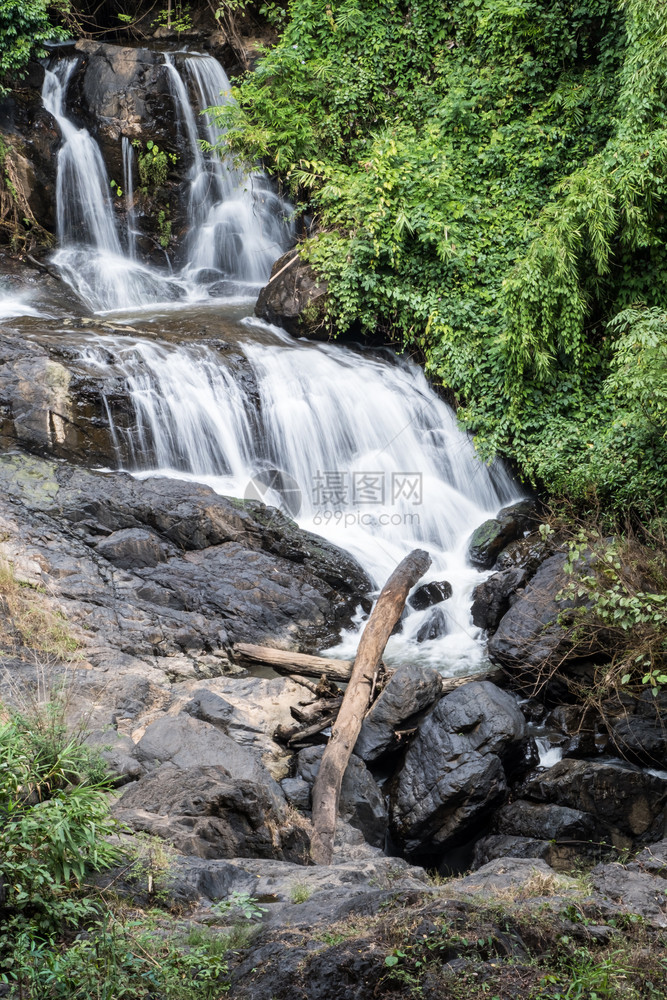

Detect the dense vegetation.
[
  {"left": 217, "top": 0, "right": 667, "bottom": 520},
  {"left": 0, "top": 703, "right": 234, "bottom": 998}
]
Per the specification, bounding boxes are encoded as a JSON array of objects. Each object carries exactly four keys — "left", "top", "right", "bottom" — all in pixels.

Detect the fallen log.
[
  {"left": 232, "top": 643, "right": 352, "bottom": 683},
  {"left": 310, "top": 548, "right": 431, "bottom": 864}
]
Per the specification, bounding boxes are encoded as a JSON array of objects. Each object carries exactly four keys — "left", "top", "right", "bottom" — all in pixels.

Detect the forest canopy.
[{"left": 215, "top": 0, "right": 667, "bottom": 520}]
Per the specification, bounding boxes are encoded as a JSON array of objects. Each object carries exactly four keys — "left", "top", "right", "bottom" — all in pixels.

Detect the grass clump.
[{"left": 0, "top": 559, "right": 80, "bottom": 661}]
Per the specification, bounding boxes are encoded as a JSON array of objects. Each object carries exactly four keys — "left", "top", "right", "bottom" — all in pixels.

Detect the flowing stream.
[{"left": 34, "top": 47, "right": 523, "bottom": 672}]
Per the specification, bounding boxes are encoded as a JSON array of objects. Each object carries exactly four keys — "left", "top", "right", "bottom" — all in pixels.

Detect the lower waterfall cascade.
[{"left": 18, "top": 44, "right": 524, "bottom": 671}]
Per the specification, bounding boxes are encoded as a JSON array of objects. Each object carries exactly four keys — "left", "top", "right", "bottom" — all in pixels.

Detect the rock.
[
  {"left": 610, "top": 716, "right": 667, "bottom": 769},
  {"left": 450, "top": 857, "right": 579, "bottom": 898},
  {"left": 70, "top": 41, "right": 175, "bottom": 182},
  {"left": 114, "top": 763, "right": 310, "bottom": 862},
  {"left": 255, "top": 251, "right": 327, "bottom": 338},
  {"left": 85, "top": 727, "right": 144, "bottom": 786},
  {"left": 591, "top": 863, "right": 667, "bottom": 928},
  {"left": 630, "top": 840, "right": 667, "bottom": 878},
  {"left": 522, "top": 759, "right": 667, "bottom": 844},
  {"left": 543, "top": 704, "right": 602, "bottom": 759},
  {"left": 95, "top": 527, "right": 168, "bottom": 569},
  {"left": 297, "top": 747, "right": 387, "bottom": 848},
  {"left": 415, "top": 607, "right": 448, "bottom": 643},
  {"left": 390, "top": 682, "right": 526, "bottom": 859},
  {"left": 162, "top": 854, "right": 429, "bottom": 922},
  {"left": 0, "top": 82, "right": 60, "bottom": 235},
  {"left": 183, "top": 689, "right": 236, "bottom": 730},
  {"left": 471, "top": 568, "right": 527, "bottom": 633},
  {"left": 472, "top": 834, "right": 581, "bottom": 873},
  {"left": 132, "top": 712, "right": 283, "bottom": 801},
  {"left": 487, "top": 552, "right": 586, "bottom": 672},
  {"left": 409, "top": 580, "right": 452, "bottom": 611},
  {"left": 495, "top": 530, "right": 555, "bottom": 577},
  {"left": 495, "top": 800, "right": 595, "bottom": 840},
  {"left": 0, "top": 452, "right": 370, "bottom": 658},
  {"left": 467, "top": 500, "right": 538, "bottom": 570},
  {"left": 281, "top": 776, "right": 311, "bottom": 811},
  {"left": 354, "top": 663, "right": 444, "bottom": 762}
]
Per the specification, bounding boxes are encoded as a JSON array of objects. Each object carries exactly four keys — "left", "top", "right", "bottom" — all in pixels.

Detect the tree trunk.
[{"left": 310, "top": 549, "right": 431, "bottom": 864}]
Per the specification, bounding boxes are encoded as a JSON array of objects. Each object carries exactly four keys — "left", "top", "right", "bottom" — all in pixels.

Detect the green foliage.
[
  {"left": 0, "top": 705, "right": 234, "bottom": 999},
  {"left": 0, "top": 706, "right": 118, "bottom": 927},
  {"left": 213, "top": 890, "right": 267, "bottom": 921},
  {"left": 0, "top": 1, "right": 70, "bottom": 92},
  {"left": 217, "top": 0, "right": 667, "bottom": 517},
  {"left": 557, "top": 527, "right": 667, "bottom": 700},
  {"left": 152, "top": 1, "right": 193, "bottom": 33},
  {"left": 134, "top": 139, "right": 176, "bottom": 190}
]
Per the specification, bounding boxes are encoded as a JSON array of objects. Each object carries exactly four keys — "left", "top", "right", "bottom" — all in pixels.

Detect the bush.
[
  {"left": 0, "top": 1, "right": 70, "bottom": 91},
  {"left": 0, "top": 704, "right": 233, "bottom": 998}
]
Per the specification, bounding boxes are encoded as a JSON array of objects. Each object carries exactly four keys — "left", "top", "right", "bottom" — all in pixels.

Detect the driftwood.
[
  {"left": 233, "top": 643, "right": 352, "bottom": 683},
  {"left": 310, "top": 548, "right": 431, "bottom": 864}
]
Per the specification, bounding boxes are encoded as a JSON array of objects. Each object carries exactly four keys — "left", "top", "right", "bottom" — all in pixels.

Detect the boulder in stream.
[
  {"left": 255, "top": 250, "right": 328, "bottom": 338},
  {"left": 390, "top": 681, "right": 526, "bottom": 860}
]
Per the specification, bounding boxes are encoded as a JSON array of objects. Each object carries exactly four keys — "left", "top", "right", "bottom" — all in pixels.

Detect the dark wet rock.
[
  {"left": 95, "top": 527, "right": 168, "bottom": 569},
  {"left": 255, "top": 251, "right": 327, "bottom": 338},
  {"left": 0, "top": 330, "right": 132, "bottom": 464},
  {"left": 114, "top": 763, "right": 310, "bottom": 862},
  {"left": 297, "top": 747, "right": 387, "bottom": 848},
  {"left": 545, "top": 705, "right": 602, "bottom": 759},
  {"left": 610, "top": 716, "right": 667, "bottom": 769},
  {"left": 471, "top": 567, "right": 527, "bottom": 633},
  {"left": 495, "top": 800, "right": 595, "bottom": 840},
  {"left": 409, "top": 580, "right": 452, "bottom": 611},
  {"left": 522, "top": 758, "right": 667, "bottom": 844},
  {"left": 495, "top": 529, "right": 555, "bottom": 577},
  {"left": 0, "top": 452, "right": 370, "bottom": 660},
  {"left": 70, "top": 41, "right": 175, "bottom": 182},
  {"left": 354, "top": 663, "right": 444, "bottom": 762},
  {"left": 415, "top": 606, "right": 448, "bottom": 643},
  {"left": 467, "top": 500, "right": 538, "bottom": 570},
  {"left": 0, "top": 77, "right": 59, "bottom": 235},
  {"left": 591, "top": 863, "right": 667, "bottom": 928},
  {"left": 488, "top": 552, "right": 587, "bottom": 672},
  {"left": 389, "top": 681, "right": 526, "bottom": 859}
]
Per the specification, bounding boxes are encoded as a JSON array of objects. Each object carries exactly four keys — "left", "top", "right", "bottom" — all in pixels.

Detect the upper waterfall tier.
[{"left": 42, "top": 51, "right": 294, "bottom": 313}]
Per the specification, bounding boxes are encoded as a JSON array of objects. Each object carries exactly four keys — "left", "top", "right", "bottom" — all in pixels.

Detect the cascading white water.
[
  {"left": 121, "top": 137, "right": 138, "bottom": 260},
  {"left": 42, "top": 61, "right": 174, "bottom": 312},
  {"left": 168, "top": 54, "right": 294, "bottom": 284},
  {"left": 42, "top": 45, "right": 524, "bottom": 671},
  {"left": 80, "top": 319, "right": 521, "bottom": 672},
  {"left": 43, "top": 53, "right": 293, "bottom": 311}
]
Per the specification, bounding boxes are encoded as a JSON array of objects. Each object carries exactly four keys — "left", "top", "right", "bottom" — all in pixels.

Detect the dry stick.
[{"left": 310, "top": 548, "right": 432, "bottom": 865}]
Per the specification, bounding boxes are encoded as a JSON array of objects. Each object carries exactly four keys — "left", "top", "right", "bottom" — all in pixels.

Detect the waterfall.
[
  {"left": 42, "top": 60, "right": 181, "bottom": 312},
  {"left": 80, "top": 321, "right": 520, "bottom": 672},
  {"left": 43, "top": 53, "right": 293, "bottom": 311},
  {"left": 169, "top": 53, "right": 294, "bottom": 285},
  {"left": 43, "top": 44, "right": 523, "bottom": 671},
  {"left": 122, "top": 137, "right": 137, "bottom": 260}
]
